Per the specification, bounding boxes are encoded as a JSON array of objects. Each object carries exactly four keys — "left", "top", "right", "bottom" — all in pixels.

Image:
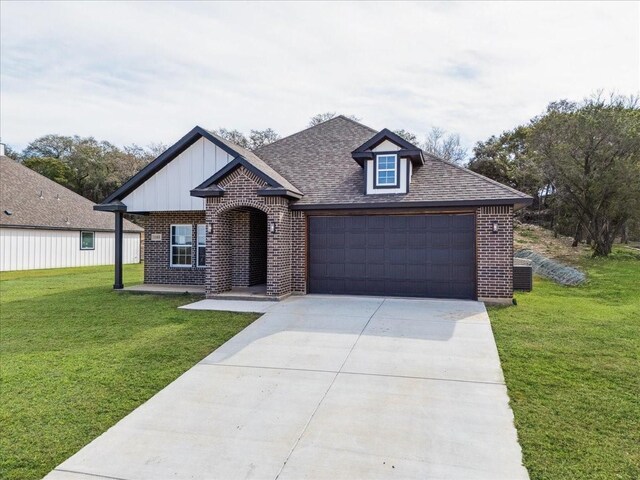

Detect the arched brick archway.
[
  {"left": 207, "top": 205, "right": 268, "bottom": 294},
  {"left": 203, "top": 166, "right": 295, "bottom": 297}
]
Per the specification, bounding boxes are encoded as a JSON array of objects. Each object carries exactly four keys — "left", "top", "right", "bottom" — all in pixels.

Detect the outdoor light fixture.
[
  {"left": 269, "top": 221, "right": 277, "bottom": 234},
  {"left": 491, "top": 221, "right": 499, "bottom": 234},
  {"left": 207, "top": 224, "right": 212, "bottom": 234}
]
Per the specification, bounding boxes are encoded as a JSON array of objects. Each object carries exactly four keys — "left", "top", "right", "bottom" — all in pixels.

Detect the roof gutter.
[{"left": 290, "top": 197, "right": 533, "bottom": 211}]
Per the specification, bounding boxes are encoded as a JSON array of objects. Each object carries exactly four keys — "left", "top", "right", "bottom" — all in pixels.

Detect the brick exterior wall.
[
  {"left": 205, "top": 166, "right": 293, "bottom": 298},
  {"left": 142, "top": 201, "right": 514, "bottom": 302},
  {"left": 230, "top": 209, "right": 251, "bottom": 286},
  {"left": 142, "top": 211, "right": 206, "bottom": 285},
  {"left": 291, "top": 210, "right": 307, "bottom": 294},
  {"left": 476, "top": 205, "right": 514, "bottom": 302}
]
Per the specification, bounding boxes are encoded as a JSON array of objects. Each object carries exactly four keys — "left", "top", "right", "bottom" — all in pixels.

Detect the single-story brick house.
[{"left": 96, "top": 116, "right": 532, "bottom": 303}]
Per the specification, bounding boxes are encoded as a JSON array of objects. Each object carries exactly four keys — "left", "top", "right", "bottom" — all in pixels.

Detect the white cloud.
[{"left": 1, "top": 1, "right": 638, "bottom": 152}]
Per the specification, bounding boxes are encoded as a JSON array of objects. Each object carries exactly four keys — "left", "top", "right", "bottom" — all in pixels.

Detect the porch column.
[{"left": 114, "top": 211, "right": 124, "bottom": 289}]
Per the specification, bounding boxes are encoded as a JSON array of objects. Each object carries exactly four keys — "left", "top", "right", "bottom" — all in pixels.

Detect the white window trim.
[
  {"left": 196, "top": 224, "right": 206, "bottom": 268},
  {"left": 170, "top": 224, "right": 193, "bottom": 268},
  {"left": 375, "top": 154, "right": 398, "bottom": 187},
  {"left": 80, "top": 231, "right": 95, "bottom": 250}
]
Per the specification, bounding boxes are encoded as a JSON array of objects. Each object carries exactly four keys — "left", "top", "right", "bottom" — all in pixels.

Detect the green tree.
[
  {"left": 468, "top": 126, "right": 544, "bottom": 197},
  {"left": 19, "top": 135, "right": 159, "bottom": 203},
  {"left": 530, "top": 95, "right": 640, "bottom": 256},
  {"left": 21, "top": 157, "right": 73, "bottom": 187},
  {"left": 393, "top": 129, "right": 419, "bottom": 145}
]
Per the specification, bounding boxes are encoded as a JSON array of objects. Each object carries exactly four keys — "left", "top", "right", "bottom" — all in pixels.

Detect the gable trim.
[
  {"left": 353, "top": 128, "right": 421, "bottom": 152},
  {"left": 101, "top": 126, "right": 241, "bottom": 204}
]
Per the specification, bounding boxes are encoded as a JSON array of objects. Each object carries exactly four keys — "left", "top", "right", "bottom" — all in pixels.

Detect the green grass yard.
[
  {"left": 490, "top": 248, "right": 640, "bottom": 480},
  {"left": 1, "top": 252, "right": 639, "bottom": 480},
  {"left": 0, "top": 264, "right": 258, "bottom": 480}
]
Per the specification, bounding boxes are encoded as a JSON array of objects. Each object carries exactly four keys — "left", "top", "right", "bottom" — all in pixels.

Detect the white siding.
[
  {"left": 372, "top": 140, "right": 401, "bottom": 152},
  {"left": 366, "top": 157, "right": 410, "bottom": 195},
  {"left": 122, "top": 137, "right": 235, "bottom": 212},
  {"left": 0, "top": 228, "right": 140, "bottom": 271}
]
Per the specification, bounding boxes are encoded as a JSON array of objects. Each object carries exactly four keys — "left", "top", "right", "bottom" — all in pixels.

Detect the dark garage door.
[{"left": 308, "top": 214, "right": 476, "bottom": 299}]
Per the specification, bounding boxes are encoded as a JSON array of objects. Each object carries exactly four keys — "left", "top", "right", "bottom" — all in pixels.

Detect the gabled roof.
[
  {"left": 254, "top": 116, "right": 533, "bottom": 209},
  {"left": 101, "top": 126, "right": 301, "bottom": 205},
  {"left": 97, "top": 114, "right": 532, "bottom": 212},
  {"left": 191, "top": 156, "right": 302, "bottom": 199},
  {"left": 0, "top": 156, "right": 142, "bottom": 232}
]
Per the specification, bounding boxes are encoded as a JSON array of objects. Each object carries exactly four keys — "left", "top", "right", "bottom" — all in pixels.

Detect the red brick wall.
[
  {"left": 142, "top": 211, "right": 206, "bottom": 285},
  {"left": 476, "top": 205, "right": 514, "bottom": 301},
  {"left": 205, "top": 166, "right": 294, "bottom": 298},
  {"left": 230, "top": 209, "right": 251, "bottom": 286}
]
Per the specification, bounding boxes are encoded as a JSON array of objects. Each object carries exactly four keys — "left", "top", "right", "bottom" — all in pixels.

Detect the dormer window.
[
  {"left": 375, "top": 154, "right": 398, "bottom": 187},
  {"left": 352, "top": 128, "right": 425, "bottom": 195}
]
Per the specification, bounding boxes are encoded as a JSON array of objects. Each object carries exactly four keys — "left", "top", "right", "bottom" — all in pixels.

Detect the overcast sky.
[{"left": 1, "top": 1, "right": 638, "bottom": 153}]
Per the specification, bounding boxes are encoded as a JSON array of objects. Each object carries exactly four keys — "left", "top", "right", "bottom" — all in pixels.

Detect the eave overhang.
[{"left": 290, "top": 197, "right": 534, "bottom": 211}]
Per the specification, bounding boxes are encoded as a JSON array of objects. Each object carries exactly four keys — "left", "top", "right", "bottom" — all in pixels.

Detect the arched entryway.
[{"left": 211, "top": 205, "right": 269, "bottom": 294}]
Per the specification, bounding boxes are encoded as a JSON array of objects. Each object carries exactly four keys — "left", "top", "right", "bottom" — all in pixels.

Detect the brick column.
[
  {"left": 291, "top": 210, "right": 307, "bottom": 293},
  {"left": 265, "top": 197, "right": 292, "bottom": 297},
  {"left": 476, "top": 206, "right": 514, "bottom": 303}
]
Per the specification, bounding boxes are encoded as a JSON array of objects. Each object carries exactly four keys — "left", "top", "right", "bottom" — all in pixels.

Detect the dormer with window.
[{"left": 351, "top": 129, "right": 424, "bottom": 195}]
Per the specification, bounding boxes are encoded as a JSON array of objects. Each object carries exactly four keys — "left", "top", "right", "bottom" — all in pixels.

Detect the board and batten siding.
[
  {"left": 0, "top": 228, "right": 140, "bottom": 271},
  {"left": 122, "top": 137, "right": 235, "bottom": 212}
]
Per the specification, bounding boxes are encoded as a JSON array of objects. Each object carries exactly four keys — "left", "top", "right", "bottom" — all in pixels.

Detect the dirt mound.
[{"left": 514, "top": 222, "right": 591, "bottom": 266}]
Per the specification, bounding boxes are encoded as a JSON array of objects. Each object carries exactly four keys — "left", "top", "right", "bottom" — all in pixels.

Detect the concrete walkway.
[{"left": 45, "top": 295, "right": 528, "bottom": 480}]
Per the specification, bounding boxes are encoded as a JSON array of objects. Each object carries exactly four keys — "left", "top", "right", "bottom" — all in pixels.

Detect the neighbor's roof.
[
  {"left": 255, "top": 116, "right": 532, "bottom": 208},
  {"left": 0, "top": 156, "right": 142, "bottom": 232}
]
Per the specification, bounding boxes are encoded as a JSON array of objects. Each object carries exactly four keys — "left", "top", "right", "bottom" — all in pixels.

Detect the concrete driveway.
[{"left": 45, "top": 295, "right": 528, "bottom": 480}]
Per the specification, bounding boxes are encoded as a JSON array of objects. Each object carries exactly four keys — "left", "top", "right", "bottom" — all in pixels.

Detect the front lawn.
[
  {"left": 490, "top": 248, "right": 640, "bottom": 480},
  {"left": 0, "top": 264, "right": 258, "bottom": 480}
]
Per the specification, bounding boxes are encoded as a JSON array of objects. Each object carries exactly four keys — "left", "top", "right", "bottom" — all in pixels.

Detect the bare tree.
[
  {"left": 213, "top": 128, "right": 280, "bottom": 150},
  {"left": 249, "top": 129, "right": 280, "bottom": 150},
  {"left": 308, "top": 112, "right": 360, "bottom": 127},
  {"left": 423, "top": 127, "right": 467, "bottom": 164},
  {"left": 212, "top": 128, "right": 251, "bottom": 149}
]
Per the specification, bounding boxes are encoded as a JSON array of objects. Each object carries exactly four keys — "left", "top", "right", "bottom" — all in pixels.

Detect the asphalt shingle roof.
[
  {"left": 1, "top": 156, "right": 142, "bottom": 232},
  {"left": 206, "top": 131, "right": 302, "bottom": 195},
  {"left": 254, "top": 116, "right": 532, "bottom": 207}
]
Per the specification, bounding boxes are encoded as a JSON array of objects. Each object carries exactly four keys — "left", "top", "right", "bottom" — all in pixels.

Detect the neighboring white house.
[{"left": 0, "top": 154, "right": 142, "bottom": 272}]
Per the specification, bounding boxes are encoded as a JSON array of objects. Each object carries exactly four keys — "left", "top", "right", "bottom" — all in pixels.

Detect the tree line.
[
  {"left": 7, "top": 101, "right": 638, "bottom": 257},
  {"left": 466, "top": 94, "right": 640, "bottom": 256}
]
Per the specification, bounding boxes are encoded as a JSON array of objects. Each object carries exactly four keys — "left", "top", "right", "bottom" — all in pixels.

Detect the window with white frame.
[
  {"left": 197, "top": 224, "right": 206, "bottom": 267},
  {"left": 170, "top": 225, "right": 192, "bottom": 267},
  {"left": 80, "top": 231, "right": 95, "bottom": 250},
  {"left": 375, "top": 154, "right": 398, "bottom": 187}
]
